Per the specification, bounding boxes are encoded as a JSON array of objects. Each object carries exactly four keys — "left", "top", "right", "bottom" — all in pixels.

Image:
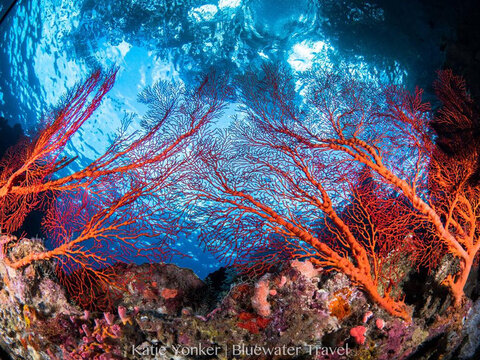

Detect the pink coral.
[
  {"left": 291, "top": 260, "right": 321, "bottom": 279},
  {"left": 376, "top": 318, "right": 385, "bottom": 330},
  {"left": 350, "top": 325, "right": 367, "bottom": 345},
  {"left": 118, "top": 306, "right": 130, "bottom": 324},
  {"left": 64, "top": 315, "right": 124, "bottom": 358},
  {"left": 104, "top": 312, "right": 115, "bottom": 325},
  {"left": 252, "top": 277, "right": 271, "bottom": 317},
  {"left": 363, "top": 311, "right": 373, "bottom": 323}
]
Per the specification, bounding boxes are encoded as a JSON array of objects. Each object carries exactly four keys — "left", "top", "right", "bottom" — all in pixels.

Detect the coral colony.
[
  {"left": 1, "top": 2, "right": 480, "bottom": 360},
  {"left": 0, "top": 63, "right": 479, "bottom": 360}
]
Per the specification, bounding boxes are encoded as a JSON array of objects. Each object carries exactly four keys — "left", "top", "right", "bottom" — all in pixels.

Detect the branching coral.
[
  {"left": 186, "top": 65, "right": 414, "bottom": 320},
  {"left": 185, "top": 65, "right": 480, "bottom": 320},
  {"left": 0, "top": 69, "right": 229, "bottom": 310}
]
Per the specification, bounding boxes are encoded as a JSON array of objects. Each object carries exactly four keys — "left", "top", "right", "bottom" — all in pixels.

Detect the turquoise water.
[{"left": 0, "top": 0, "right": 450, "bottom": 278}]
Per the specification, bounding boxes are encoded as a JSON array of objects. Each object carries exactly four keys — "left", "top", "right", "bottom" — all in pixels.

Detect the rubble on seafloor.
[{"left": 0, "top": 236, "right": 479, "bottom": 360}]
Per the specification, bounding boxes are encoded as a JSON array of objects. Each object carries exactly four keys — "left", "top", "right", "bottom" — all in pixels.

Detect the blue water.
[{"left": 0, "top": 0, "right": 450, "bottom": 278}]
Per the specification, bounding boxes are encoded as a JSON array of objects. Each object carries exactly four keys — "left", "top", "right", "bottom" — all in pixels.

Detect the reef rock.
[{"left": 0, "top": 237, "right": 478, "bottom": 359}]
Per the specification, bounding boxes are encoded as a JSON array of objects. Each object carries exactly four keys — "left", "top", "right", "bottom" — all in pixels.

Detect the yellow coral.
[
  {"left": 23, "top": 304, "right": 36, "bottom": 329},
  {"left": 328, "top": 288, "right": 352, "bottom": 320}
]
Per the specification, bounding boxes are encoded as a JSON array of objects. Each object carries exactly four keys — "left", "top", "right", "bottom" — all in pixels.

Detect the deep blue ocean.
[{"left": 0, "top": 0, "right": 452, "bottom": 278}]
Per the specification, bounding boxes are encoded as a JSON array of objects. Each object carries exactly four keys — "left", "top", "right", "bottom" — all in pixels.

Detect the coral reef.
[{"left": 0, "top": 236, "right": 477, "bottom": 359}]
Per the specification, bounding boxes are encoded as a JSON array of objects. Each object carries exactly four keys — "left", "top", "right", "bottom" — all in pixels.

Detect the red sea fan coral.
[{"left": 0, "top": 69, "right": 228, "bottom": 310}]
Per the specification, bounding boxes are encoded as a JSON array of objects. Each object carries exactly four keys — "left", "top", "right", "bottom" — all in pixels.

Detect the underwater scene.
[{"left": 0, "top": 0, "right": 480, "bottom": 359}]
